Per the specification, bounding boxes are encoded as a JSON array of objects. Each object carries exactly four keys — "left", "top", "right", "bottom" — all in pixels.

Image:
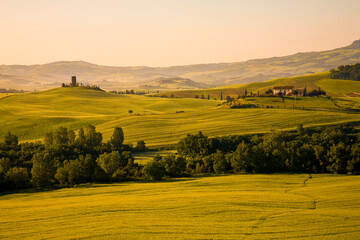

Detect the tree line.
[
  {"left": 1, "top": 124, "right": 359, "bottom": 192},
  {"left": 330, "top": 63, "right": 360, "bottom": 81},
  {"left": 175, "top": 124, "right": 360, "bottom": 175},
  {"left": 0, "top": 125, "right": 147, "bottom": 192}
]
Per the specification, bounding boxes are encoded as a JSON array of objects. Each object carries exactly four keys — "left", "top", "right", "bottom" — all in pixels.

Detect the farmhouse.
[
  {"left": 273, "top": 86, "right": 294, "bottom": 95},
  {"left": 0, "top": 89, "right": 6, "bottom": 93}
]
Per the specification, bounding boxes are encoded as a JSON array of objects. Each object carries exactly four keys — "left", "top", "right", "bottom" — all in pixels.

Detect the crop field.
[
  {"left": 0, "top": 174, "right": 359, "bottom": 239},
  {"left": 0, "top": 87, "right": 359, "bottom": 147}
]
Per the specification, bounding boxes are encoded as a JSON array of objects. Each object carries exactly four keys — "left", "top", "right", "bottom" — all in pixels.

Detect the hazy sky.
[{"left": 1, "top": 0, "right": 360, "bottom": 67}]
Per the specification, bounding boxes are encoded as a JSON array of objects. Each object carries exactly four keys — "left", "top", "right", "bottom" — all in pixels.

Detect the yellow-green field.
[
  {"left": 133, "top": 150, "right": 177, "bottom": 164},
  {"left": 1, "top": 87, "right": 360, "bottom": 147},
  {"left": 1, "top": 174, "right": 359, "bottom": 239}
]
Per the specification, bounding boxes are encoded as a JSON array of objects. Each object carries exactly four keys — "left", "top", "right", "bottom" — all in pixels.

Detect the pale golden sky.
[{"left": 1, "top": 0, "right": 360, "bottom": 67}]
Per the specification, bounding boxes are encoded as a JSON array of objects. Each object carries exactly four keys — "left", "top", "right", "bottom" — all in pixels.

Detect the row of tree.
[
  {"left": 330, "top": 63, "right": 360, "bottom": 81},
  {"left": 1, "top": 123, "right": 359, "bottom": 192},
  {"left": 176, "top": 124, "right": 360, "bottom": 174}
]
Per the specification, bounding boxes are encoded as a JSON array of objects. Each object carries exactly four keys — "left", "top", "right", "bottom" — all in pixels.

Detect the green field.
[
  {"left": 1, "top": 87, "right": 360, "bottom": 147},
  {"left": 133, "top": 150, "right": 177, "bottom": 164},
  {"left": 1, "top": 174, "right": 359, "bottom": 239}
]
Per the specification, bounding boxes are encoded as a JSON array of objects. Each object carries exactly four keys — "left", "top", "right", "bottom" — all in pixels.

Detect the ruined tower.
[{"left": 71, "top": 76, "right": 77, "bottom": 87}]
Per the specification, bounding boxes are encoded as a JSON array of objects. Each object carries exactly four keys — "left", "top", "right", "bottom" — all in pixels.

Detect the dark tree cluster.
[
  {"left": 330, "top": 63, "right": 360, "bottom": 81},
  {"left": 143, "top": 154, "right": 186, "bottom": 180},
  {"left": 0, "top": 125, "right": 149, "bottom": 192},
  {"left": 61, "top": 83, "right": 103, "bottom": 91},
  {"left": 176, "top": 124, "right": 360, "bottom": 175},
  {"left": 110, "top": 89, "right": 148, "bottom": 95}
]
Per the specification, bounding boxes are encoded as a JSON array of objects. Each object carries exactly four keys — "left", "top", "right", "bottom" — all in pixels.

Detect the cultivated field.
[
  {"left": 0, "top": 87, "right": 359, "bottom": 147},
  {"left": 1, "top": 174, "right": 359, "bottom": 239}
]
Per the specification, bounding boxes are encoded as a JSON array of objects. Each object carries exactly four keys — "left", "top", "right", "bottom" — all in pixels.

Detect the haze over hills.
[
  {"left": 1, "top": 40, "right": 360, "bottom": 91},
  {"left": 139, "top": 77, "right": 215, "bottom": 89}
]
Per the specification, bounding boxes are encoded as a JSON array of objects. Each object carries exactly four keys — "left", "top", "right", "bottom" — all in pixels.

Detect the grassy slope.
[
  {"left": 0, "top": 87, "right": 359, "bottom": 147},
  {"left": 161, "top": 72, "right": 360, "bottom": 98},
  {"left": 1, "top": 174, "right": 359, "bottom": 239}
]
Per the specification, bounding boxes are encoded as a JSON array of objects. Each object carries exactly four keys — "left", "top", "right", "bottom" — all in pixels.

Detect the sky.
[{"left": 1, "top": 0, "right": 360, "bottom": 67}]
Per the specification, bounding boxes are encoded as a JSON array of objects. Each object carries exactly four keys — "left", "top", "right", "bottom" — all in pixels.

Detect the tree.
[
  {"left": 53, "top": 127, "right": 69, "bottom": 146},
  {"left": 244, "top": 89, "right": 247, "bottom": 97},
  {"left": 212, "top": 150, "right": 230, "bottom": 174},
  {"left": 177, "top": 132, "right": 210, "bottom": 158},
  {"left": 327, "top": 142, "right": 349, "bottom": 173},
  {"left": 68, "top": 129, "right": 76, "bottom": 145},
  {"left": 61, "top": 83, "right": 65, "bottom": 87},
  {"left": 135, "top": 140, "right": 147, "bottom": 151},
  {"left": 143, "top": 157, "right": 166, "bottom": 180},
  {"left": 4, "top": 132, "right": 18, "bottom": 146},
  {"left": 129, "top": 110, "right": 133, "bottom": 115},
  {"left": 5, "top": 167, "right": 29, "bottom": 189},
  {"left": 30, "top": 152, "right": 57, "bottom": 188},
  {"left": 77, "top": 125, "right": 102, "bottom": 151},
  {"left": 96, "top": 151, "right": 130, "bottom": 178},
  {"left": 77, "top": 154, "right": 96, "bottom": 182},
  {"left": 207, "top": 94, "right": 210, "bottom": 100},
  {"left": 347, "top": 143, "right": 360, "bottom": 173},
  {"left": 163, "top": 154, "right": 186, "bottom": 177},
  {"left": 220, "top": 91, "right": 223, "bottom": 100},
  {"left": 230, "top": 141, "right": 251, "bottom": 172},
  {"left": 110, "top": 127, "right": 124, "bottom": 150},
  {"left": 0, "top": 157, "right": 11, "bottom": 175}
]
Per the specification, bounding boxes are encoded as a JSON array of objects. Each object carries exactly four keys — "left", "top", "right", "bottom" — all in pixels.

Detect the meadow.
[
  {"left": 0, "top": 174, "right": 359, "bottom": 239},
  {"left": 0, "top": 87, "right": 359, "bottom": 147}
]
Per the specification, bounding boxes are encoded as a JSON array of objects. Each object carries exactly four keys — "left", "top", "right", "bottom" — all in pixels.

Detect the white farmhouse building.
[{"left": 273, "top": 86, "right": 294, "bottom": 95}]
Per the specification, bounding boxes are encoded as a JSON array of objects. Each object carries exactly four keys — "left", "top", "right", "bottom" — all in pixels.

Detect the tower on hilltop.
[{"left": 71, "top": 76, "right": 77, "bottom": 87}]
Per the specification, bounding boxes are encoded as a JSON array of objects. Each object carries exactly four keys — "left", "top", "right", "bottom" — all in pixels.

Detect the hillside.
[
  {"left": 158, "top": 71, "right": 360, "bottom": 98},
  {"left": 1, "top": 87, "right": 359, "bottom": 147},
  {"left": 1, "top": 40, "right": 360, "bottom": 90},
  {"left": 138, "top": 77, "right": 214, "bottom": 89}
]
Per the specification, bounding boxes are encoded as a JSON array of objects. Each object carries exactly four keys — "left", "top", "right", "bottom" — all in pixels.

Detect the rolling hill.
[
  {"left": 0, "top": 86, "right": 359, "bottom": 147},
  {"left": 1, "top": 40, "right": 360, "bottom": 90},
  {"left": 138, "top": 77, "right": 215, "bottom": 89}
]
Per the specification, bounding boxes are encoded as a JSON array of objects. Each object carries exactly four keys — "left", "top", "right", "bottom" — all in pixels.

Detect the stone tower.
[{"left": 71, "top": 76, "right": 77, "bottom": 87}]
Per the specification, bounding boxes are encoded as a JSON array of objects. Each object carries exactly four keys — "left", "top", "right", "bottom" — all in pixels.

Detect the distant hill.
[
  {"left": 1, "top": 40, "right": 360, "bottom": 90},
  {"left": 139, "top": 77, "right": 215, "bottom": 89}
]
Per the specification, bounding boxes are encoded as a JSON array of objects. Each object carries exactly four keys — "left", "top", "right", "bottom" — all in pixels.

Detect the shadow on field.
[{"left": 0, "top": 174, "right": 236, "bottom": 196}]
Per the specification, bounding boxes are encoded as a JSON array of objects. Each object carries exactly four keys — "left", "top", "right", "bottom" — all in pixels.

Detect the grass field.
[
  {"left": 1, "top": 87, "right": 360, "bottom": 147},
  {"left": 1, "top": 174, "right": 359, "bottom": 239},
  {"left": 133, "top": 150, "right": 177, "bottom": 164}
]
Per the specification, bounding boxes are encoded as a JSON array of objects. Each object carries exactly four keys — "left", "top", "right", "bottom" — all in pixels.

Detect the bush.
[{"left": 5, "top": 167, "right": 29, "bottom": 189}]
